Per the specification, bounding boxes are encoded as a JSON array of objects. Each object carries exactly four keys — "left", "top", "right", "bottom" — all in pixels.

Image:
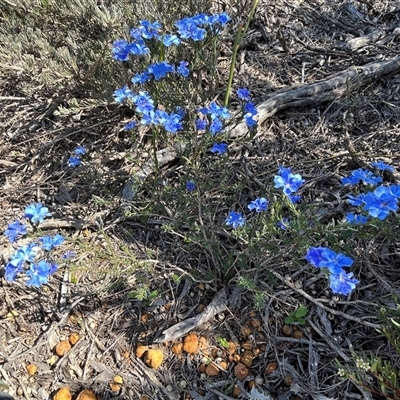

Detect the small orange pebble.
[
  {"left": 183, "top": 333, "right": 199, "bottom": 354},
  {"left": 248, "top": 380, "right": 256, "bottom": 390},
  {"left": 171, "top": 342, "right": 183, "bottom": 355},
  {"left": 68, "top": 333, "right": 80, "bottom": 346},
  {"left": 281, "top": 324, "right": 292, "bottom": 337},
  {"left": 144, "top": 349, "right": 163, "bottom": 369},
  {"left": 205, "top": 363, "right": 219, "bottom": 377},
  {"left": 240, "top": 326, "right": 251, "bottom": 339},
  {"left": 252, "top": 348, "right": 261, "bottom": 357},
  {"left": 141, "top": 314, "right": 149, "bottom": 323},
  {"left": 164, "top": 303, "right": 171, "bottom": 311},
  {"left": 26, "top": 364, "right": 37, "bottom": 376},
  {"left": 199, "top": 336, "right": 207, "bottom": 345},
  {"left": 55, "top": 340, "right": 71, "bottom": 357},
  {"left": 220, "top": 361, "right": 228, "bottom": 370},
  {"left": 198, "top": 283, "right": 205, "bottom": 291},
  {"left": 198, "top": 364, "right": 206, "bottom": 373},
  {"left": 250, "top": 318, "right": 262, "bottom": 328},
  {"left": 227, "top": 341, "right": 238, "bottom": 355},
  {"left": 284, "top": 375, "right": 293, "bottom": 386},
  {"left": 242, "top": 341, "right": 253, "bottom": 351},
  {"left": 265, "top": 361, "right": 278, "bottom": 375},
  {"left": 136, "top": 344, "right": 147, "bottom": 358},
  {"left": 292, "top": 330, "right": 303, "bottom": 339},
  {"left": 54, "top": 387, "right": 72, "bottom": 400},
  {"left": 109, "top": 383, "right": 121, "bottom": 393},
  {"left": 196, "top": 304, "right": 205, "bottom": 313},
  {"left": 240, "top": 351, "right": 253, "bottom": 368},
  {"left": 233, "top": 354, "right": 241, "bottom": 363},
  {"left": 234, "top": 363, "right": 249, "bottom": 381},
  {"left": 113, "top": 376, "right": 123, "bottom": 384},
  {"left": 122, "top": 350, "right": 130, "bottom": 359},
  {"left": 76, "top": 389, "right": 97, "bottom": 400},
  {"left": 232, "top": 386, "right": 242, "bottom": 398}
]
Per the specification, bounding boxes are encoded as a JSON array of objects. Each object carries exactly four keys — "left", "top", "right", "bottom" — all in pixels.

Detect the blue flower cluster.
[
  {"left": 68, "top": 146, "right": 87, "bottom": 168},
  {"left": 343, "top": 163, "right": 399, "bottom": 221},
  {"left": 3, "top": 203, "right": 65, "bottom": 287},
  {"left": 112, "top": 14, "right": 230, "bottom": 62},
  {"left": 274, "top": 166, "right": 305, "bottom": 203},
  {"left": 305, "top": 247, "right": 359, "bottom": 295}
]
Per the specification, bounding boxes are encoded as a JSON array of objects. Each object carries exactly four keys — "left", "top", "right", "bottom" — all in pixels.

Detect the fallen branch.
[{"left": 129, "top": 56, "right": 400, "bottom": 184}]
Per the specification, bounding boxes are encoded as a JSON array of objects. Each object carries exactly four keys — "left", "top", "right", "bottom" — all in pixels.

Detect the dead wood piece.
[{"left": 154, "top": 289, "right": 227, "bottom": 343}]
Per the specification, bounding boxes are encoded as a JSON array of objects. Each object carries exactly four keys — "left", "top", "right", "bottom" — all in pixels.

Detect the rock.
[
  {"left": 55, "top": 340, "right": 71, "bottom": 357},
  {"left": 53, "top": 387, "right": 72, "bottom": 400},
  {"left": 183, "top": 333, "right": 198, "bottom": 353},
  {"left": 144, "top": 349, "right": 164, "bottom": 369}
]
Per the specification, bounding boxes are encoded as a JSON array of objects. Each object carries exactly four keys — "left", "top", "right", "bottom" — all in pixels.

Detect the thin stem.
[{"left": 224, "top": 0, "right": 259, "bottom": 106}]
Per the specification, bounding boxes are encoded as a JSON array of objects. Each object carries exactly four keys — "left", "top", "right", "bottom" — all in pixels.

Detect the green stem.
[{"left": 224, "top": 0, "right": 259, "bottom": 107}]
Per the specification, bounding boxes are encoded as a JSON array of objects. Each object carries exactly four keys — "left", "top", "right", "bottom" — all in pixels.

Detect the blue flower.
[
  {"left": 39, "top": 234, "right": 65, "bottom": 251},
  {"left": 345, "top": 213, "right": 368, "bottom": 225},
  {"left": 237, "top": 88, "right": 251, "bottom": 101},
  {"left": 208, "top": 12, "right": 231, "bottom": 27},
  {"left": 329, "top": 270, "right": 359, "bottom": 295},
  {"left": 24, "top": 203, "right": 51, "bottom": 225},
  {"left": 206, "top": 102, "right": 230, "bottom": 120},
  {"left": 306, "top": 247, "right": 353, "bottom": 274},
  {"left": 186, "top": 181, "right": 197, "bottom": 191},
  {"left": 305, "top": 247, "right": 325, "bottom": 268},
  {"left": 68, "top": 156, "right": 81, "bottom": 168},
  {"left": 124, "top": 121, "right": 137, "bottom": 130},
  {"left": 341, "top": 168, "right": 382, "bottom": 186},
  {"left": 175, "top": 106, "right": 185, "bottom": 118},
  {"left": 162, "top": 34, "right": 181, "bottom": 46},
  {"left": 5, "top": 261, "right": 23, "bottom": 282},
  {"left": 277, "top": 218, "right": 290, "bottom": 230},
  {"left": 147, "top": 62, "right": 175, "bottom": 80},
  {"left": 244, "top": 113, "right": 257, "bottom": 128},
  {"left": 274, "top": 166, "right": 305, "bottom": 196},
  {"left": 362, "top": 185, "right": 398, "bottom": 220},
  {"left": 141, "top": 110, "right": 159, "bottom": 125},
  {"left": 158, "top": 111, "right": 183, "bottom": 133},
  {"left": 288, "top": 194, "right": 302, "bottom": 203},
  {"left": 111, "top": 39, "right": 131, "bottom": 61},
  {"left": 210, "top": 118, "right": 223, "bottom": 135},
  {"left": 195, "top": 118, "right": 208, "bottom": 130},
  {"left": 113, "top": 86, "right": 133, "bottom": 103},
  {"left": 247, "top": 198, "right": 269, "bottom": 212},
  {"left": 139, "top": 20, "right": 161, "bottom": 39},
  {"left": 26, "top": 260, "right": 58, "bottom": 287},
  {"left": 244, "top": 102, "right": 257, "bottom": 116},
  {"left": 128, "top": 39, "right": 150, "bottom": 56},
  {"left": 175, "top": 17, "right": 207, "bottom": 41},
  {"left": 74, "top": 146, "right": 86, "bottom": 156},
  {"left": 389, "top": 184, "right": 400, "bottom": 198},
  {"left": 62, "top": 250, "right": 76, "bottom": 259},
  {"left": 4, "top": 220, "right": 27, "bottom": 243},
  {"left": 177, "top": 61, "right": 190, "bottom": 77},
  {"left": 226, "top": 211, "right": 245, "bottom": 229},
  {"left": 9, "top": 243, "right": 37, "bottom": 267},
  {"left": 347, "top": 193, "right": 366, "bottom": 206},
  {"left": 132, "top": 91, "right": 154, "bottom": 114},
  {"left": 371, "top": 161, "right": 394, "bottom": 172},
  {"left": 210, "top": 143, "right": 228, "bottom": 155},
  {"left": 132, "top": 70, "right": 151, "bottom": 85}
]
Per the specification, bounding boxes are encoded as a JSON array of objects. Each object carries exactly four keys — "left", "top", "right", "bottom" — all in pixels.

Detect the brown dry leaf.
[
  {"left": 68, "top": 333, "right": 80, "bottom": 345},
  {"left": 55, "top": 340, "right": 71, "bottom": 356},
  {"left": 144, "top": 349, "right": 163, "bottom": 369},
  {"left": 183, "top": 333, "right": 198, "bottom": 353},
  {"left": 26, "top": 364, "right": 37, "bottom": 376},
  {"left": 205, "top": 363, "right": 219, "bottom": 377},
  {"left": 234, "top": 363, "right": 249, "bottom": 381},
  {"left": 54, "top": 387, "right": 72, "bottom": 400},
  {"left": 76, "top": 389, "right": 97, "bottom": 400}
]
